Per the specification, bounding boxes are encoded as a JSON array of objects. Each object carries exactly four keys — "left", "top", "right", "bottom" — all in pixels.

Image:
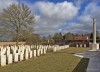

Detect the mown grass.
[{"left": 0, "top": 47, "right": 89, "bottom": 72}]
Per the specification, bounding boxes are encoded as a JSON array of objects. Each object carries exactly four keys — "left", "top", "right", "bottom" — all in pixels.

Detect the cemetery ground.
[{"left": 0, "top": 47, "right": 89, "bottom": 72}]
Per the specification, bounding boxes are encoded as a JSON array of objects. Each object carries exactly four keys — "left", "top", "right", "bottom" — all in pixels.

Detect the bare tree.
[{"left": 0, "top": 3, "right": 35, "bottom": 45}]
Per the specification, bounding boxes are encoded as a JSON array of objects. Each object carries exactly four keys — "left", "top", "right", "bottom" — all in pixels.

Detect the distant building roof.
[{"left": 74, "top": 35, "right": 88, "bottom": 41}]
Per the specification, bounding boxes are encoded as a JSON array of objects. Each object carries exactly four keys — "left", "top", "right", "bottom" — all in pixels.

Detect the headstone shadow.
[{"left": 72, "top": 58, "right": 89, "bottom": 72}]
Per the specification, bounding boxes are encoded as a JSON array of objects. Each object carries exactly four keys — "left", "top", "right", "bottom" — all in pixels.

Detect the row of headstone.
[
  {"left": 0, "top": 45, "right": 48, "bottom": 66},
  {"left": 0, "top": 44, "right": 70, "bottom": 66},
  {"left": 52, "top": 45, "right": 69, "bottom": 52},
  {"left": 76, "top": 44, "right": 87, "bottom": 48}
]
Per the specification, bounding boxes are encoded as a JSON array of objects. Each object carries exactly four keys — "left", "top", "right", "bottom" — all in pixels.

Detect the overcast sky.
[{"left": 0, "top": 0, "right": 100, "bottom": 36}]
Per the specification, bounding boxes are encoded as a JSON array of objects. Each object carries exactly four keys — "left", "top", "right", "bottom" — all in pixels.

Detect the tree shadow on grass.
[{"left": 72, "top": 58, "right": 89, "bottom": 72}]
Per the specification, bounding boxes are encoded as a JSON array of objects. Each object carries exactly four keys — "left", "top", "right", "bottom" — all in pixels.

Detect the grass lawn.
[{"left": 0, "top": 47, "right": 89, "bottom": 72}]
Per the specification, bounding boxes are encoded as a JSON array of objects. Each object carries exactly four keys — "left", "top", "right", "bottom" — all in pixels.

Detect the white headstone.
[
  {"left": 20, "top": 53, "right": 24, "bottom": 61},
  {"left": 37, "top": 49, "right": 40, "bottom": 56},
  {"left": 84, "top": 44, "right": 86, "bottom": 47},
  {"left": 80, "top": 44, "right": 82, "bottom": 47},
  {"left": 76, "top": 44, "right": 78, "bottom": 47},
  {"left": 7, "top": 50, "right": 10, "bottom": 56},
  {"left": 33, "top": 50, "right": 36, "bottom": 57},
  {"left": 1, "top": 55, "right": 6, "bottom": 66},
  {"left": 43, "top": 48, "right": 46, "bottom": 54},
  {"left": 14, "top": 53, "right": 19, "bottom": 62},
  {"left": 13, "top": 49, "right": 17, "bottom": 54},
  {"left": 25, "top": 50, "right": 29, "bottom": 59},
  {"left": 29, "top": 51, "right": 32, "bottom": 58},
  {"left": 40, "top": 49, "right": 43, "bottom": 55},
  {"left": 18, "top": 49, "right": 21, "bottom": 55},
  {"left": 53, "top": 47, "right": 57, "bottom": 52},
  {"left": 7, "top": 54, "right": 13, "bottom": 64}
]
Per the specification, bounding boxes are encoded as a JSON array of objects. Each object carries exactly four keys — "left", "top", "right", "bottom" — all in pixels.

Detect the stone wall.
[{"left": 0, "top": 42, "right": 25, "bottom": 46}]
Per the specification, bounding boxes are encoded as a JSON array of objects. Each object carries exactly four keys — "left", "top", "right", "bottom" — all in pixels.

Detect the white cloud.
[
  {"left": 34, "top": 1, "right": 78, "bottom": 21},
  {"left": 32, "top": 1, "right": 79, "bottom": 36},
  {"left": 66, "top": 2, "right": 100, "bottom": 34},
  {"left": 0, "top": 0, "right": 18, "bottom": 12},
  {"left": 0, "top": 0, "right": 99, "bottom": 36}
]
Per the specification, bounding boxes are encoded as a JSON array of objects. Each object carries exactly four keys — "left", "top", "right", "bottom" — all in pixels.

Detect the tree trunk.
[
  {"left": 16, "top": 28, "right": 19, "bottom": 46},
  {"left": 16, "top": 34, "right": 19, "bottom": 46}
]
